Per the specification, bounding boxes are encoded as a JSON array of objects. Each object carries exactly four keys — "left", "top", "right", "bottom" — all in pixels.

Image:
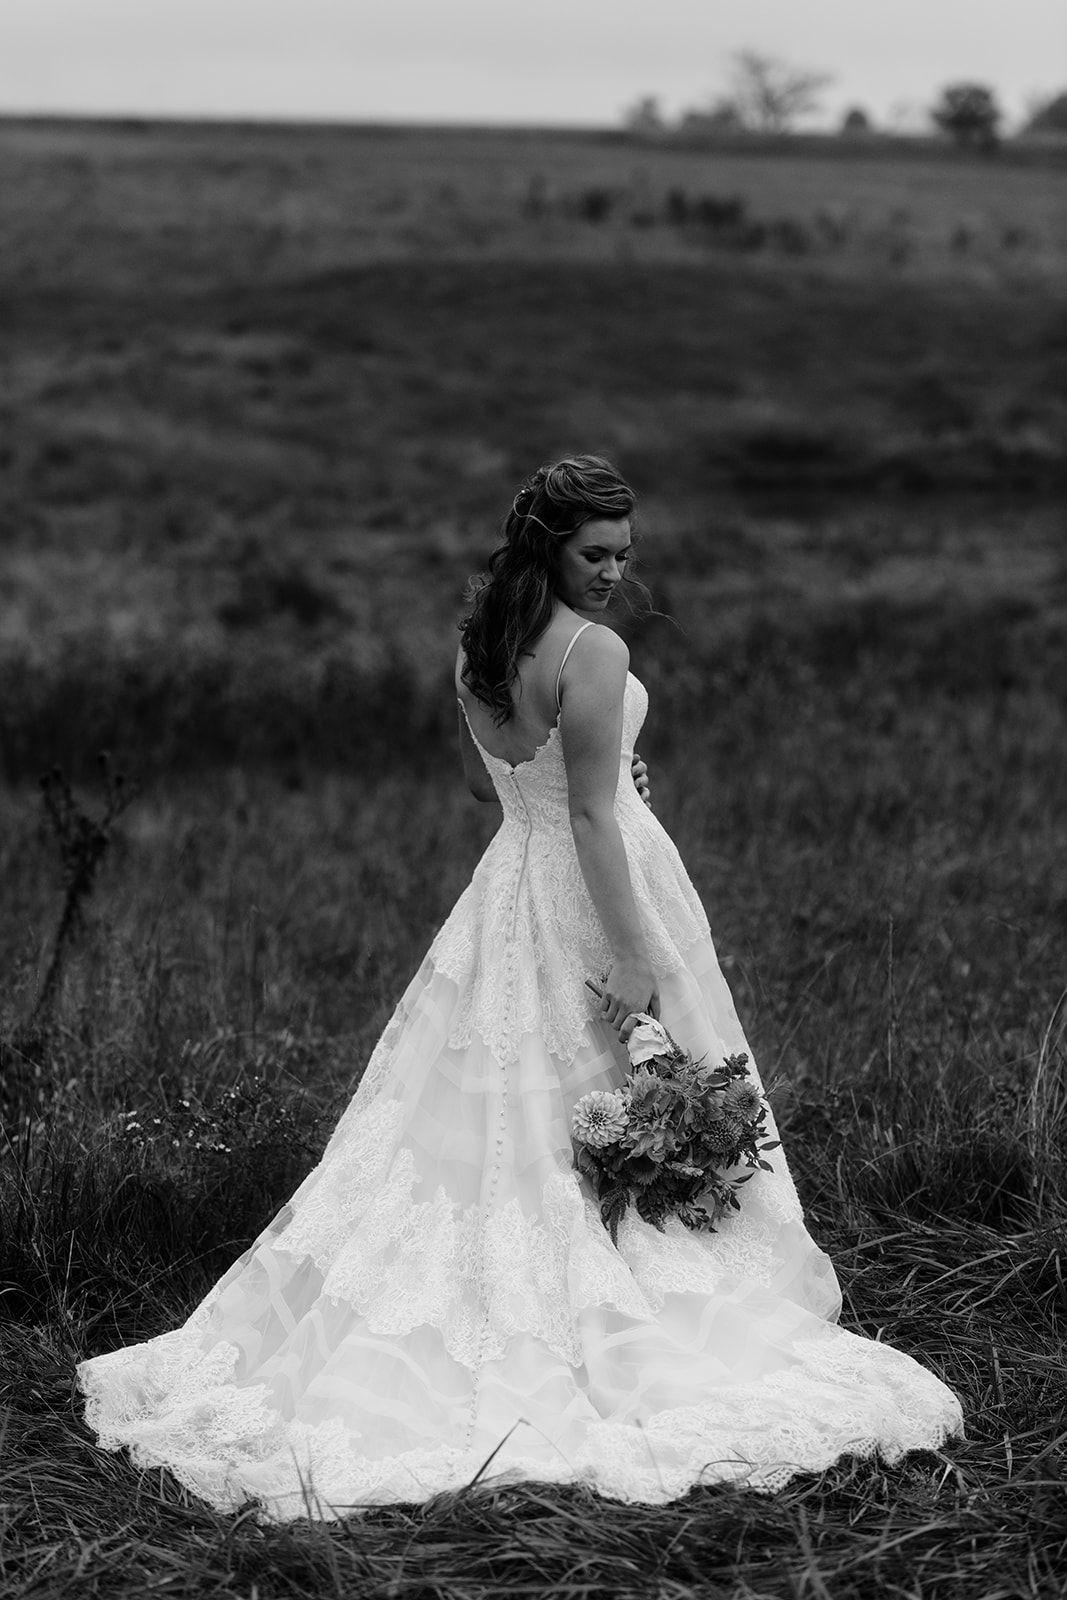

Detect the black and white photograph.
[{"left": 1, "top": 2, "right": 1065, "bottom": 1594}]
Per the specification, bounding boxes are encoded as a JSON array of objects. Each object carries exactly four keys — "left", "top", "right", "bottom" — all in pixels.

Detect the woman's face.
[{"left": 554, "top": 516, "right": 633, "bottom": 615}]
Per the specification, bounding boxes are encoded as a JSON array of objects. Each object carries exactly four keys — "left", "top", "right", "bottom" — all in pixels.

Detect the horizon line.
[{"left": 2, "top": 107, "right": 1055, "bottom": 143}]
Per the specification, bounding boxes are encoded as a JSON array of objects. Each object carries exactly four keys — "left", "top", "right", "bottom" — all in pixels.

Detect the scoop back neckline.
[{"left": 460, "top": 669, "right": 638, "bottom": 775}]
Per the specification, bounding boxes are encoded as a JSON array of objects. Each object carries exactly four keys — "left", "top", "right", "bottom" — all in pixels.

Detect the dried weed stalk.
[{"left": 32, "top": 754, "right": 137, "bottom": 1023}]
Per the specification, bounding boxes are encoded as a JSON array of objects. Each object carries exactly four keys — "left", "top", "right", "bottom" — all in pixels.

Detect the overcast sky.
[{"left": 2, "top": 0, "right": 1064, "bottom": 131}]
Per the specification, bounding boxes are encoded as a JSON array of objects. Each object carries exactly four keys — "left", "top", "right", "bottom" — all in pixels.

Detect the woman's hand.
[
  {"left": 631, "top": 751, "right": 652, "bottom": 807},
  {"left": 597, "top": 957, "right": 660, "bottom": 1039}
]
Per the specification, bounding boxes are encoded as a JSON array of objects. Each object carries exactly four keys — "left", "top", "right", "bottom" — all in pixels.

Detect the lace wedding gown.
[{"left": 78, "top": 634, "right": 963, "bottom": 1518}]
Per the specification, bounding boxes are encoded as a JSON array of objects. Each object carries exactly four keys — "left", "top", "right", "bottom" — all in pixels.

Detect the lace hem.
[{"left": 77, "top": 1314, "right": 963, "bottom": 1520}]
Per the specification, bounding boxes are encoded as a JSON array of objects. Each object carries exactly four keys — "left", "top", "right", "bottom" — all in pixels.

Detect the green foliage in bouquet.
[{"left": 572, "top": 1015, "right": 779, "bottom": 1245}]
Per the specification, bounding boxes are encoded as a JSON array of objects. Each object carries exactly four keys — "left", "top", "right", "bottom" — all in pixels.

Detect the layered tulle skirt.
[{"left": 78, "top": 932, "right": 963, "bottom": 1519}]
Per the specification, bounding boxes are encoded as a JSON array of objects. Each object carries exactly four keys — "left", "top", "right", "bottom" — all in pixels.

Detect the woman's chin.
[{"left": 558, "top": 591, "right": 612, "bottom": 618}]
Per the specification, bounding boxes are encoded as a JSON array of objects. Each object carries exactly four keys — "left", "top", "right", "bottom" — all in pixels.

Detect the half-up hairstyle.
[{"left": 459, "top": 455, "right": 637, "bottom": 725}]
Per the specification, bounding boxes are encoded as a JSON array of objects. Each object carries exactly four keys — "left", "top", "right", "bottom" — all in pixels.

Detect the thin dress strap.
[{"left": 555, "top": 621, "right": 594, "bottom": 712}]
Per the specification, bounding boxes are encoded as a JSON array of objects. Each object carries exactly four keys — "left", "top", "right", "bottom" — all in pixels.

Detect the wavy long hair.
[{"left": 459, "top": 455, "right": 638, "bottom": 725}]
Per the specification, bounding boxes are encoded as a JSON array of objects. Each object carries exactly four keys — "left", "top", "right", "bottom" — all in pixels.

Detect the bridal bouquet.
[{"left": 573, "top": 1001, "right": 778, "bottom": 1245}]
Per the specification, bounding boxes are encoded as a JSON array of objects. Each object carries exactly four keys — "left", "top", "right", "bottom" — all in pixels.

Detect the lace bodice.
[{"left": 431, "top": 672, "right": 711, "bottom": 1070}]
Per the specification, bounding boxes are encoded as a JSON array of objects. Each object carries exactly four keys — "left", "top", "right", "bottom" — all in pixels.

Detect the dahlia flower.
[
  {"left": 724, "top": 1080, "right": 764, "bottom": 1121},
  {"left": 572, "top": 1090, "right": 630, "bottom": 1148}
]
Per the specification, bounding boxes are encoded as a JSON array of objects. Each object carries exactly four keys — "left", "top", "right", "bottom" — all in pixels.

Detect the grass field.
[{"left": 2, "top": 117, "right": 1066, "bottom": 1597}]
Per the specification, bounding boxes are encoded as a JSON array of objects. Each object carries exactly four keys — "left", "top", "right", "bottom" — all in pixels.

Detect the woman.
[{"left": 78, "top": 456, "right": 962, "bottom": 1517}]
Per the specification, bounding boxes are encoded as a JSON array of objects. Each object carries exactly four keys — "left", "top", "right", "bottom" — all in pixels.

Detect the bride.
[{"left": 78, "top": 455, "right": 962, "bottom": 1518}]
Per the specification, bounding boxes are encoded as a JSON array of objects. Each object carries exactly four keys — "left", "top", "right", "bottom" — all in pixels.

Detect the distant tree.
[
  {"left": 1024, "top": 90, "right": 1067, "bottom": 134},
  {"left": 623, "top": 95, "right": 666, "bottom": 136},
  {"left": 840, "top": 106, "right": 873, "bottom": 134},
  {"left": 728, "top": 50, "right": 833, "bottom": 134},
  {"left": 931, "top": 83, "right": 1003, "bottom": 149}
]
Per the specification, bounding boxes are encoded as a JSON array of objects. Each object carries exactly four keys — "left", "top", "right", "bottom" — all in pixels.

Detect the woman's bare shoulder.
[
  {"left": 558, "top": 622, "right": 629, "bottom": 716},
  {"left": 570, "top": 620, "right": 629, "bottom": 668}
]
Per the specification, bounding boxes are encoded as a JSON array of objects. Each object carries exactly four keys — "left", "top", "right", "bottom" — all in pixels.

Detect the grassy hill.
[
  {"left": 1, "top": 117, "right": 1064, "bottom": 780},
  {"left": 2, "top": 116, "right": 1066, "bottom": 1600}
]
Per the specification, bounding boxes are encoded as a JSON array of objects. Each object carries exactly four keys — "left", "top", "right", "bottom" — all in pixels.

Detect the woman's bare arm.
[
  {"left": 456, "top": 703, "right": 499, "bottom": 803},
  {"left": 454, "top": 646, "right": 499, "bottom": 802},
  {"left": 560, "top": 628, "right": 659, "bottom": 1029}
]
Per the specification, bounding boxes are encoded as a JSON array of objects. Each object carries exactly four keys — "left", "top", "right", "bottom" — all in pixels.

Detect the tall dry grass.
[{"left": 3, "top": 581, "right": 1066, "bottom": 1595}]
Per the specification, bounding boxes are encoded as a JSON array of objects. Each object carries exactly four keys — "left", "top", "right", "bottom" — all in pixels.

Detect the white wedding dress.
[{"left": 78, "top": 632, "right": 963, "bottom": 1518}]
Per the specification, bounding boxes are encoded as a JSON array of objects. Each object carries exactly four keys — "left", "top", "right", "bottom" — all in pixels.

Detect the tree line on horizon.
[{"left": 624, "top": 51, "right": 1067, "bottom": 149}]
